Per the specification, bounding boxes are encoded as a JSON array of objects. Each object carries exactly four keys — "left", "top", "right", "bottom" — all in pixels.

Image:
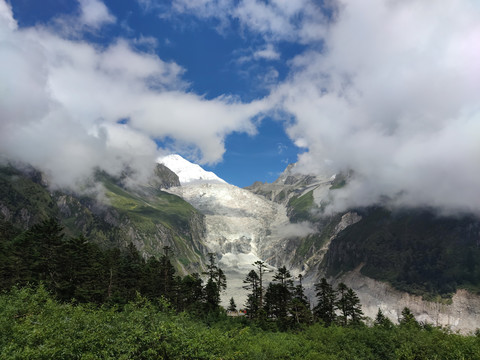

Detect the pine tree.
[
  {"left": 227, "top": 297, "right": 237, "bottom": 312},
  {"left": 32, "top": 218, "right": 65, "bottom": 290},
  {"left": 290, "top": 274, "right": 312, "bottom": 325},
  {"left": 335, "top": 283, "right": 349, "bottom": 326},
  {"left": 253, "top": 260, "right": 268, "bottom": 309},
  {"left": 57, "top": 235, "right": 106, "bottom": 303},
  {"left": 399, "top": 307, "right": 420, "bottom": 328},
  {"left": 159, "top": 246, "right": 176, "bottom": 300},
  {"left": 265, "top": 266, "right": 294, "bottom": 325},
  {"left": 142, "top": 256, "right": 162, "bottom": 299},
  {"left": 117, "top": 242, "right": 144, "bottom": 302},
  {"left": 313, "top": 278, "right": 336, "bottom": 326},
  {"left": 335, "top": 284, "right": 364, "bottom": 326},
  {"left": 374, "top": 308, "right": 393, "bottom": 329},
  {"left": 176, "top": 273, "right": 204, "bottom": 314},
  {"left": 203, "top": 253, "right": 226, "bottom": 311},
  {"left": 243, "top": 269, "right": 260, "bottom": 319},
  {"left": 0, "top": 221, "right": 20, "bottom": 290},
  {"left": 345, "top": 288, "right": 364, "bottom": 325}
]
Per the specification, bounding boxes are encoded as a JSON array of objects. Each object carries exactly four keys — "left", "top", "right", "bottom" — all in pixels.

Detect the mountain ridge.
[{"left": 2, "top": 157, "right": 480, "bottom": 332}]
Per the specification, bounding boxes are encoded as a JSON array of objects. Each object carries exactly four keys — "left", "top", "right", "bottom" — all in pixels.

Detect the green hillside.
[
  {"left": 324, "top": 207, "right": 480, "bottom": 299},
  {"left": 2, "top": 286, "right": 479, "bottom": 360},
  {"left": 0, "top": 165, "right": 206, "bottom": 272}
]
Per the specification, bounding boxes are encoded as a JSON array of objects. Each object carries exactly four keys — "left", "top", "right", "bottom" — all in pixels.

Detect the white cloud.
[
  {"left": 253, "top": 44, "right": 280, "bottom": 60},
  {"left": 78, "top": 0, "right": 116, "bottom": 28},
  {"left": 0, "top": 0, "right": 268, "bottom": 189},
  {"left": 271, "top": 0, "right": 480, "bottom": 214},
  {"left": 0, "top": 0, "right": 16, "bottom": 30},
  {"left": 49, "top": 0, "right": 116, "bottom": 37},
  {"left": 166, "top": 0, "right": 329, "bottom": 43},
  {"left": 274, "top": 221, "right": 316, "bottom": 238}
]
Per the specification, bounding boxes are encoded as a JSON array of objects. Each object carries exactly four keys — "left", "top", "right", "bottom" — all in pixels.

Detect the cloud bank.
[
  {"left": 164, "top": 0, "right": 480, "bottom": 214},
  {"left": 0, "top": 0, "right": 266, "bottom": 189},
  {"left": 2, "top": 0, "right": 480, "bottom": 216},
  {"left": 273, "top": 0, "right": 480, "bottom": 214}
]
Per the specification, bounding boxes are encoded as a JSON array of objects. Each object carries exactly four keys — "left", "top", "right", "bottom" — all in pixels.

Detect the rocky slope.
[
  {"left": 339, "top": 268, "right": 480, "bottom": 334},
  {"left": 245, "top": 164, "right": 480, "bottom": 333},
  {"left": 0, "top": 163, "right": 207, "bottom": 272},
  {"left": 2, "top": 156, "right": 480, "bottom": 333},
  {"left": 166, "top": 182, "right": 284, "bottom": 304}
]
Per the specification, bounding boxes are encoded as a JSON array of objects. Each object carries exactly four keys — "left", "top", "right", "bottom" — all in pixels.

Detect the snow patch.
[{"left": 157, "top": 154, "right": 226, "bottom": 185}]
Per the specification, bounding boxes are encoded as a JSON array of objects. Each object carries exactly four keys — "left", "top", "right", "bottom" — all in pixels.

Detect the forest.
[{"left": 1, "top": 219, "right": 480, "bottom": 359}]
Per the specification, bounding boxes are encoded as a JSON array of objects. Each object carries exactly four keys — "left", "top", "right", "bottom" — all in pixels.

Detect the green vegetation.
[
  {"left": 294, "top": 214, "right": 343, "bottom": 261},
  {"left": 325, "top": 207, "right": 480, "bottom": 299},
  {"left": 0, "top": 219, "right": 206, "bottom": 310},
  {"left": 287, "top": 190, "right": 316, "bottom": 223},
  {"left": 100, "top": 173, "right": 196, "bottom": 231},
  {"left": 329, "top": 173, "right": 348, "bottom": 190},
  {"left": 1, "top": 219, "right": 480, "bottom": 359},
  {"left": 0, "top": 166, "right": 58, "bottom": 226},
  {"left": 0, "top": 165, "right": 205, "bottom": 270},
  {"left": 1, "top": 286, "right": 479, "bottom": 359}
]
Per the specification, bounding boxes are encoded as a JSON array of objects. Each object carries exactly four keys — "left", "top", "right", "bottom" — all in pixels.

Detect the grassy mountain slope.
[{"left": 0, "top": 165, "right": 206, "bottom": 272}]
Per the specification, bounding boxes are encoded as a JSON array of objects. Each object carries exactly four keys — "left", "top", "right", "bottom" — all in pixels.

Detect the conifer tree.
[
  {"left": 253, "top": 260, "right": 268, "bottom": 309},
  {"left": 33, "top": 218, "right": 65, "bottom": 288},
  {"left": 313, "top": 278, "right": 336, "bottom": 326},
  {"left": 345, "top": 288, "right": 364, "bottom": 325},
  {"left": 399, "top": 307, "right": 420, "bottom": 328},
  {"left": 227, "top": 297, "right": 237, "bottom": 312},
  {"left": 335, "top": 283, "right": 349, "bottom": 326},
  {"left": 265, "top": 266, "right": 294, "bottom": 324},
  {"left": 177, "top": 273, "right": 204, "bottom": 313},
  {"left": 159, "top": 246, "right": 176, "bottom": 300},
  {"left": 335, "top": 283, "right": 364, "bottom": 326},
  {"left": 203, "top": 253, "right": 226, "bottom": 311},
  {"left": 243, "top": 269, "right": 260, "bottom": 319},
  {"left": 374, "top": 308, "right": 393, "bottom": 329},
  {"left": 290, "top": 274, "right": 312, "bottom": 325},
  {"left": 118, "top": 242, "right": 144, "bottom": 302}
]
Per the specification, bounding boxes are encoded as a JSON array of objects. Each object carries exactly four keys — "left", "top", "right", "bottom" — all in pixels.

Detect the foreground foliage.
[{"left": 2, "top": 286, "right": 480, "bottom": 360}]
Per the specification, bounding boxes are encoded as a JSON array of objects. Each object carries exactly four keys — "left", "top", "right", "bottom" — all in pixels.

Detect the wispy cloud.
[
  {"left": 161, "top": 0, "right": 330, "bottom": 43},
  {"left": 253, "top": 44, "right": 280, "bottom": 60}
]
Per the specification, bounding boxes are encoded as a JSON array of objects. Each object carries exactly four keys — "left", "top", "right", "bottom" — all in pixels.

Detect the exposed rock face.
[
  {"left": 246, "top": 162, "right": 334, "bottom": 206},
  {"left": 0, "top": 202, "right": 11, "bottom": 221},
  {"left": 166, "top": 182, "right": 290, "bottom": 305},
  {"left": 152, "top": 163, "right": 181, "bottom": 189},
  {"left": 332, "top": 211, "right": 362, "bottom": 238},
  {"left": 0, "top": 164, "right": 208, "bottom": 273},
  {"left": 338, "top": 268, "right": 480, "bottom": 334}
]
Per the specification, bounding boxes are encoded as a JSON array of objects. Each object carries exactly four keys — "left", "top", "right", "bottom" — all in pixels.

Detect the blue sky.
[
  {"left": 9, "top": 0, "right": 306, "bottom": 187},
  {"left": 2, "top": 0, "right": 480, "bottom": 213}
]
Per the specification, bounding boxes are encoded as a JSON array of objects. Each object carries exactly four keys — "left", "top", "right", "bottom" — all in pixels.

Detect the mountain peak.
[{"left": 157, "top": 154, "right": 226, "bottom": 186}]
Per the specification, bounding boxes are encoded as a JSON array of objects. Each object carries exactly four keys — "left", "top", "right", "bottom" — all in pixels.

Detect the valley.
[{"left": 1, "top": 156, "right": 480, "bottom": 333}]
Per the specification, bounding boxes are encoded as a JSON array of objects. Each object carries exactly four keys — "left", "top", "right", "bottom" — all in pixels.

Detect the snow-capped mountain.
[
  {"left": 159, "top": 156, "right": 291, "bottom": 305},
  {"left": 158, "top": 156, "right": 480, "bottom": 332},
  {"left": 157, "top": 154, "right": 226, "bottom": 185}
]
